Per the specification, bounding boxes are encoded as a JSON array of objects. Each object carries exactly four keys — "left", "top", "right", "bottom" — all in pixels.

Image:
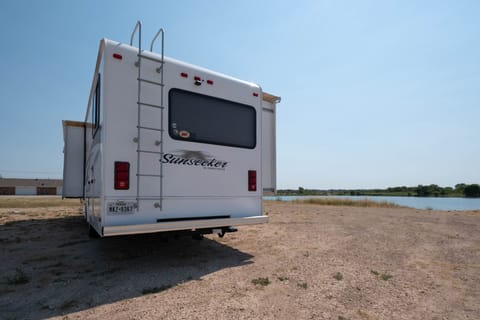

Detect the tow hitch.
[{"left": 212, "top": 227, "right": 238, "bottom": 238}]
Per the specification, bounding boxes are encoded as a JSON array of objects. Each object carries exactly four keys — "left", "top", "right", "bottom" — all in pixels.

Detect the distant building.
[{"left": 0, "top": 178, "right": 63, "bottom": 195}]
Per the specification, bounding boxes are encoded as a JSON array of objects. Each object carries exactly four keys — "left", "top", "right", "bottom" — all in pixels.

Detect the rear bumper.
[{"left": 102, "top": 215, "right": 268, "bottom": 237}]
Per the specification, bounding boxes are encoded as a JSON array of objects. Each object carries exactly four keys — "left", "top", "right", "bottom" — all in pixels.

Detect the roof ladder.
[{"left": 130, "top": 21, "right": 165, "bottom": 211}]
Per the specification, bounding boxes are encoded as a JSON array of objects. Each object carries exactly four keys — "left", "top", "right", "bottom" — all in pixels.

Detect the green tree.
[
  {"left": 464, "top": 184, "right": 480, "bottom": 198},
  {"left": 442, "top": 187, "right": 453, "bottom": 196},
  {"left": 416, "top": 184, "right": 442, "bottom": 197},
  {"left": 416, "top": 185, "right": 430, "bottom": 197},
  {"left": 429, "top": 184, "right": 442, "bottom": 197},
  {"left": 298, "top": 187, "right": 305, "bottom": 195},
  {"left": 455, "top": 183, "right": 467, "bottom": 194}
]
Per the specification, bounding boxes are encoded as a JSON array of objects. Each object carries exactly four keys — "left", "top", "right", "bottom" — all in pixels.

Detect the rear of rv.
[{"left": 63, "top": 38, "right": 280, "bottom": 237}]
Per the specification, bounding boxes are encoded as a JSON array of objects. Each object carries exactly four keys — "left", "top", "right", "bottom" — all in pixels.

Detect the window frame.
[
  {"left": 168, "top": 88, "right": 257, "bottom": 149},
  {"left": 92, "top": 73, "right": 101, "bottom": 138}
]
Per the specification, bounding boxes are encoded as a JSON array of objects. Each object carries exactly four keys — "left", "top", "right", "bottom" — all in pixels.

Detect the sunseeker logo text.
[{"left": 160, "top": 150, "right": 228, "bottom": 170}]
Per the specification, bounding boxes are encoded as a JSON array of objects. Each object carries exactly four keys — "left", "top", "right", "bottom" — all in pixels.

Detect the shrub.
[
  {"left": 7, "top": 268, "right": 29, "bottom": 285},
  {"left": 297, "top": 282, "right": 308, "bottom": 289},
  {"left": 252, "top": 277, "right": 271, "bottom": 286}
]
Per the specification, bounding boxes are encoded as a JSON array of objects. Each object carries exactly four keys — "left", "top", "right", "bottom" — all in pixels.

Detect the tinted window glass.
[
  {"left": 92, "top": 73, "right": 101, "bottom": 137},
  {"left": 169, "top": 89, "right": 256, "bottom": 149}
]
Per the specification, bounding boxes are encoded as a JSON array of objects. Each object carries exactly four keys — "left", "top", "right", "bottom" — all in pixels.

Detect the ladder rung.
[
  {"left": 137, "top": 174, "right": 163, "bottom": 178},
  {"left": 138, "top": 78, "right": 165, "bottom": 86},
  {"left": 137, "top": 150, "right": 162, "bottom": 154},
  {"left": 138, "top": 54, "right": 165, "bottom": 64},
  {"left": 138, "top": 101, "right": 164, "bottom": 109},
  {"left": 137, "top": 125, "right": 164, "bottom": 132}
]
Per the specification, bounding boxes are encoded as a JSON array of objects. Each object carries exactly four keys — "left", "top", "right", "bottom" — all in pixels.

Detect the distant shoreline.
[
  {"left": 278, "top": 184, "right": 480, "bottom": 198},
  {"left": 267, "top": 194, "right": 480, "bottom": 211},
  {"left": 277, "top": 191, "right": 464, "bottom": 198}
]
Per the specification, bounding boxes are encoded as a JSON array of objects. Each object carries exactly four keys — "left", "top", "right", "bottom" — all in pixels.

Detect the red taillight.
[
  {"left": 253, "top": 92, "right": 259, "bottom": 97},
  {"left": 207, "top": 79, "right": 214, "bottom": 85},
  {"left": 248, "top": 170, "right": 257, "bottom": 192},
  {"left": 180, "top": 72, "right": 188, "bottom": 78},
  {"left": 115, "top": 161, "right": 130, "bottom": 190},
  {"left": 113, "top": 53, "right": 123, "bottom": 60},
  {"left": 194, "top": 76, "right": 201, "bottom": 81}
]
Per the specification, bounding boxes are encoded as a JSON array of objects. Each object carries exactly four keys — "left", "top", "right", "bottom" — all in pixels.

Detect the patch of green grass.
[
  {"left": 333, "top": 272, "right": 343, "bottom": 281},
  {"left": 293, "top": 198, "right": 402, "bottom": 208},
  {"left": 60, "top": 299, "right": 78, "bottom": 310},
  {"left": 94, "top": 267, "right": 121, "bottom": 277},
  {"left": 0, "top": 196, "right": 81, "bottom": 208},
  {"left": 371, "top": 270, "right": 393, "bottom": 281},
  {"left": 6, "top": 268, "right": 30, "bottom": 285},
  {"left": 51, "top": 270, "right": 64, "bottom": 276},
  {"left": 44, "top": 262, "right": 64, "bottom": 269},
  {"left": 381, "top": 273, "right": 393, "bottom": 281},
  {"left": 303, "top": 252, "right": 310, "bottom": 257},
  {"left": 23, "top": 254, "right": 66, "bottom": 264},
  {"left": 252, "top": 277, "right": 271, "bottom": 286},
  {"left": 57, "top": 240, "right": 89, "bottom": 248},
  {"left": 142, "top": 284, "right": 172, "bottom": 295},
  {"left": 23, "top": 255, "right": 51, "bottom": 263},
  {"left": 297, "top": 282, "right": 308, "bottom": 289},
  {"left": 277, "top": 276, "right": 289, "bottom": 282}
]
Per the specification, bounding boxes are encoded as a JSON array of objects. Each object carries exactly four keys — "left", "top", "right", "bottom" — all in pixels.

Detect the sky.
[{"left": 0, "top": 0, "right": 479, "bottom": 189}]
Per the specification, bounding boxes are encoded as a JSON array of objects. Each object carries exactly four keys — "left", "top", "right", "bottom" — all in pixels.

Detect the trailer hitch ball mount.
[{"left": 212, "top": 227, "right": 238, "bottom": 238}]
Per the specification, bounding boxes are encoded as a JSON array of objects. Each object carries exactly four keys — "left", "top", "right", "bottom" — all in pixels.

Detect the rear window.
[{"left": 169, "top": 89, "right": 256, "bottom": 149}]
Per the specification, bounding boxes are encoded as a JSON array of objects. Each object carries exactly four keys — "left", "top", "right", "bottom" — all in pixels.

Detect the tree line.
[{"left": 280, "top": 184, "right": 480, "bottom": 198}]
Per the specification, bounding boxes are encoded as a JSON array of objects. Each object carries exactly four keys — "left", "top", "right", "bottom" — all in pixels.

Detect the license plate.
[{"left": 107, "top": 201, "right": 135, "bottom": 215}]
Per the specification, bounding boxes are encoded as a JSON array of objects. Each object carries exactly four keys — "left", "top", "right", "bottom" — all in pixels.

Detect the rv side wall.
[
  {"left": 261, "top": 100, "right": 276, "bottom": 195},
  {"left": 62, "top": 121, "right": 85, "bottom": 198}
]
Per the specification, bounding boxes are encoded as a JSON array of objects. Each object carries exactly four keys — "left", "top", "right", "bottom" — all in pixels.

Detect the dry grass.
[
  {"left": 0, "top": 196, "right": 81, "bottom": 208},
  {"left": 292, "top": 197, "right": 402, "bottom": 208}
]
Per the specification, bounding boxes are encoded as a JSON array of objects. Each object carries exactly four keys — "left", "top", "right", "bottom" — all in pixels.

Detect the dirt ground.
[{"left": 1, "top": 201, "right": 479, "bottom": 320}]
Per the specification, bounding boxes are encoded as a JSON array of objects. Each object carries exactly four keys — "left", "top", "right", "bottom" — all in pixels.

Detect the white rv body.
[{"left": 63, "top": 36, "right": 280, "bottom": 237}]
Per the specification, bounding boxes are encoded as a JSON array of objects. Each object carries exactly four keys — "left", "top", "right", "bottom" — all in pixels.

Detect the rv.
[{"left": 62, "top": 22, "right": 280, "bottom": 238}]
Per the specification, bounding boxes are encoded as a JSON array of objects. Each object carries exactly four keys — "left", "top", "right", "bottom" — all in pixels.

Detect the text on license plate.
[{"left": 107, "top": 202, "right": 135, "bottom": 214}]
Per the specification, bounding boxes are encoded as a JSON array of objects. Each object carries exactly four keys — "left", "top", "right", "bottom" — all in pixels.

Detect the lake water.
[{"left": 264, "top": 195, "right": 480, "bottom": 211}]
